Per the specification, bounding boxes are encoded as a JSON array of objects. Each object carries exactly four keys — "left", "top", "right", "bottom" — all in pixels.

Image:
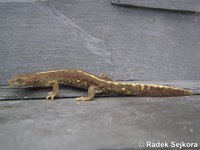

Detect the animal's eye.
[{"left": 16, "top": 78, "right": 23, "bottom": 83}]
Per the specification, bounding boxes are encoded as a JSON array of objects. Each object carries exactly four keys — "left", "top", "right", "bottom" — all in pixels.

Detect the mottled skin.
[{"left": 8, "top": 69, "right": 193, "bottom": 101}]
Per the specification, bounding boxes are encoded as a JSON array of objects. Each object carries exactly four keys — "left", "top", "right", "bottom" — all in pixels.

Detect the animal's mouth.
[
  {"left": 8, "top": 79, "right": 22, "bottom": 87},
  {"left": 8, "top": 79, "right": 15, "bottom": 86},
  {"left": 8, "top": 79, "right": 33, "bottom": 88}
]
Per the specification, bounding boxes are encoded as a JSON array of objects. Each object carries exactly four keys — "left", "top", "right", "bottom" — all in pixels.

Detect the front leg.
[
  {"left": 46, "top": 81, "right": 59, "bottom": 100},
  {"left": 76, "top": 86, "right": 99, "bottom": 101}
]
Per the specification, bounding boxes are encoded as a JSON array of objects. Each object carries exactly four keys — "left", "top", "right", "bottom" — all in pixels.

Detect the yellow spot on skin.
[
  {"left": 126, "top": 91, "right": 132, "bottom": 95},
  {"left": 140, "top": 84, "right": 144, "bottom": 90},
  {"left": 131, "top": 83, "right": 136, "bottom": 86},
  {"left": 35, "top": 69, "right": 118, "bottom": 86},
  {"left": 151, "top": 84, "right": 170, "bottom": 89},
  {"left": 121, "top": 83, "right": 127, "bottom": 85},
  {"left": 113, "top": 82, "right": 118, "bottom": 85},
  {"left": 158, "top": 85, "right": 165, "bottom": 88},
  {"left": 36, "top": 69, "right": 69, "bottom": 74},
  {"left": 121, "top": 87, "right": 126, "bottom": 91},
  {"left": 77, "top": 70, "right": 113, "bottom": 83},
  {"left": 152, "top": 85, "right": 158, "bottom": 88}
]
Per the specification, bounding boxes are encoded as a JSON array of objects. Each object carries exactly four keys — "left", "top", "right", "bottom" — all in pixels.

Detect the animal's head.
[{"left": 8, "top": 73, "right": 36, "bottom": 87}]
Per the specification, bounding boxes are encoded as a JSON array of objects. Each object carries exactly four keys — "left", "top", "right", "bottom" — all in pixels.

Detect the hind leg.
[{"left": 75, "top": 86, "right": 100, "bottom": 101}]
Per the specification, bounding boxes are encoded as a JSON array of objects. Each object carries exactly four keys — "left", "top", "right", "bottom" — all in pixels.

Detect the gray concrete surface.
[{"left": 0, "top": 96, "right": 200, "bottom": 150}]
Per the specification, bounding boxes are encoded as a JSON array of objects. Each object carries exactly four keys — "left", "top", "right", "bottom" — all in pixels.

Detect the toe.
[{"left": 75, "top": 97, "right": 82, "bottom": 101}]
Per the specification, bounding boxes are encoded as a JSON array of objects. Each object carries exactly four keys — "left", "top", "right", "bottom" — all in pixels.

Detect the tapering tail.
[{"left": 112, "top": 82, "right": 193, "bottom": 97}]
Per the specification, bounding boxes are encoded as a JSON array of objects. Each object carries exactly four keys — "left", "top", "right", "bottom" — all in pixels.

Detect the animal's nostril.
[
  {"left": 8, "top": 79, "right": 11, "bottom": 83},
  {"left": 8, "top": 80, "right": 13, "bottom": 85}
]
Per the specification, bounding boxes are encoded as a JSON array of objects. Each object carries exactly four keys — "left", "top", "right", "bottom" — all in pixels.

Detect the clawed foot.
[
  {"left": 75, "top": 96, "right": 92, "bottom": 101},
  {"left": 46, "top": 92, "right": 56, "bottom": 100}
]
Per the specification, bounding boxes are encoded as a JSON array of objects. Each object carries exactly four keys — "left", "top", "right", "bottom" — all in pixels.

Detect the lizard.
[{"left": 8, "top": 69, "right": 193, "bottom": 101}]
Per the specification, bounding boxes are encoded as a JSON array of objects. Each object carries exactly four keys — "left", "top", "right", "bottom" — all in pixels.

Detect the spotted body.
[{"left": 8, "top": 69, "right": 193, "bottom": 101}]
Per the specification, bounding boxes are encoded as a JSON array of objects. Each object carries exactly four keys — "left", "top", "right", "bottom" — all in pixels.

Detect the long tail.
[{"left": 111, "top": 82, "right": 193, "bottom": 97}]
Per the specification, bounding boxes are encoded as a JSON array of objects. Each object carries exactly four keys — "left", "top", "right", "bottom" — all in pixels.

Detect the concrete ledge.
[{"left": 111, "top": 0, "right": 200, "bottom": 12}]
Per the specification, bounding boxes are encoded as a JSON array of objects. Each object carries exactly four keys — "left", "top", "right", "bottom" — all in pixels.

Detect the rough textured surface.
[{"left": 0, "top": 97, "right": 200, "bottom": 150}]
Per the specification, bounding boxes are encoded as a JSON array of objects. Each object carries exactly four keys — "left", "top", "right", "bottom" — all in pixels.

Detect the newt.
[{"left": 8, "top": 69, "right": 193, "bottom": 101}]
